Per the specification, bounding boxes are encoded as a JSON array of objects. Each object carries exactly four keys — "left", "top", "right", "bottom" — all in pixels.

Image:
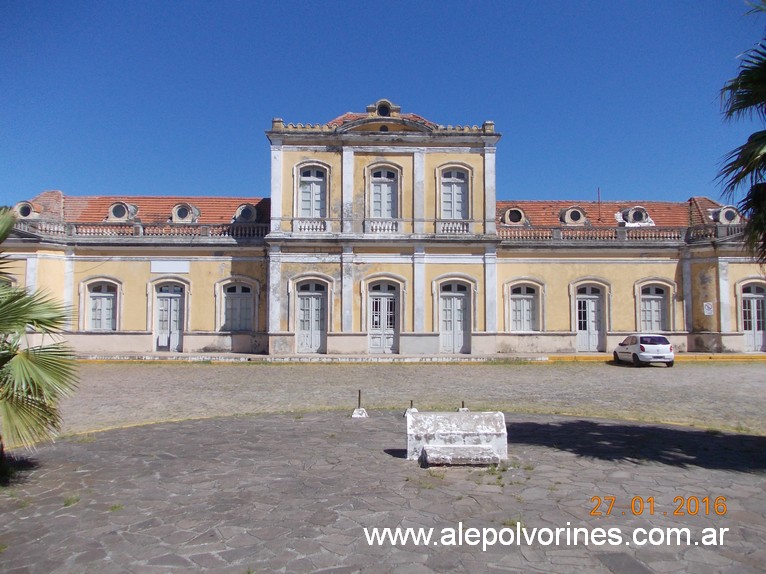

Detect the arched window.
[
  {"left": 222, "top": 283, "right": 254, "bottom": 332},
  {"left": 439, "top": 281, "right": 471, "bottom": 353},
  {"left": 640, "top": 284, "right": 669, "bottom": 332},
  {"left": 299, "top": 167, "right": 327, "bottom": 218},
  {"left": 441, "top": 169, "right": 468, "bottom": 220},
  {"left": 510, "top": 284, "right": 540, "bottom": 331},
  {"left": 88, "top": 282, "right": 118, "bottom": 331},
  {"left": 370, "top": 169, "right": 398, "bottom": 219},
  {"left": 296, "top": 281, "right": 328, "bottom": 353},
  {"left": 742, "top": 283, "right": 766, "bottom": 351}
]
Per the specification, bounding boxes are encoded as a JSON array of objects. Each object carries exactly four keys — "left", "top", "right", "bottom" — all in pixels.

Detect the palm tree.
[
  {"left": 719, "top": 1, "right": 766, "bottom": 263},
  {"left": 0, "top": 209, "right": 78, "bottom": 466}
]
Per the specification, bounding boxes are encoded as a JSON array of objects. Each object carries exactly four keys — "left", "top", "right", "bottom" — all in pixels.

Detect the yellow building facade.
[{"left": 6, "top": 99, "right": 766, "bottom": 356}]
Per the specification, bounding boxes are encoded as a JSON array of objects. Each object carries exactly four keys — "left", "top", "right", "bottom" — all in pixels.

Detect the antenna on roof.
[{"left": 597, "top": 187, "right": 602, "bottom": 222}]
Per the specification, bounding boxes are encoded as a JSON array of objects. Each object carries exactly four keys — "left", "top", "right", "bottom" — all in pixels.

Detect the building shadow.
[{"left": 507, "top": 420, "right": 766, "bottom": 472}]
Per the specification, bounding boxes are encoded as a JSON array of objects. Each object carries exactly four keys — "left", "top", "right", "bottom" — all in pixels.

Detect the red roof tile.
[
  {"left": 689, "top": 196, "right": 724, "bottom": 226},
  {"left": 496, "top": 199, "right": 707, "bottom": 228},
  {"left": 326, "top": 111, "right": 438, "bottom": 130},
  {"left": 28, "top": 192, "right": 268, "bottom": 224}
]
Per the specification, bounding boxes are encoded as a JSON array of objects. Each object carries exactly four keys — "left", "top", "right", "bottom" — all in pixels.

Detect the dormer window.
[
  {"left": 502, "top": 208, "right": 526, "bottom": 225},
  {"left": 14, "top": 202, "right": 35, "bottom": 219},
  {"left": 712, "top": 205, "right": 741, "bottom": 224},
  {"left": 172, "top": 203, "right": 197, "bottom": 223},
  {"left": 620, "top": 206, "right": 653, "bottom": 226},
  {"left": 235, "top": 204, "right": 257, "bottom": 223},
  {"left": 562, "top": 207, "right": 587, "bottom": 225},
  {"left": 107, "top": 202, "right": 134, "bottom": 221},
  {"left": 377, "top": 102, "right": 391, "bottom": 117}
]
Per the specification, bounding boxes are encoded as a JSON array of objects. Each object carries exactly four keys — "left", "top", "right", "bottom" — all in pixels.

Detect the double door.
[{"left": 156, "top": 285, "right": 184, "bottom": 351}]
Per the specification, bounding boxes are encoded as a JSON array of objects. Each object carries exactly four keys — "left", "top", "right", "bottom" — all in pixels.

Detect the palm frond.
[
  {"left": 718, "top": 129, "right": 766, "bottom": 196},
  {"left": 739, "top": 183, "right": 766, "bottom": 262},
  {"left": 1, "top": 344, "right": 78, "bottom": 402},
  {"left": 0, "top": 391, "right": 61, "bottom": 449},
  {"left": 0, "top": 210, "right": 17, "bottom": 281},
  {"left": 722, "top": 43, "right": 766, "bottom": 122},
  {"left": 0, "top": 283, "right": 70, "bottom": 334}
]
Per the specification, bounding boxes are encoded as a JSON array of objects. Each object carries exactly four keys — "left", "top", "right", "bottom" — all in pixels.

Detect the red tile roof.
[
  {"left": 689, "top": 196, "right": 726, "bottom": 226},
  {"left": 27, "top": 192, "right": 269, "bottom": 224},
  {"left": 496, "top": 199, "right": 718, "bottom": 227},
  {"left": 326, "top": 111, "right": 438, "bottom": 130}
]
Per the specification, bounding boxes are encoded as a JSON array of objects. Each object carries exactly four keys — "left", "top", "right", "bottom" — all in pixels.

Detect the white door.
[
  {"left": 743, "top": 286, "right": 766, "bottom": 351},
  {"left": 576, "top": 290, "right": 603, "bottom": 352},
  {"left": 440, "top": 283, "right": 469, "bottom": 353},
  {"left": 369, "top": 283, "right": 398, "bottom": 354},
  {"left": 297, "top": 283, "right": 326, "bottom": 353},
  {"left": 156, "top": 285, "right": 183, "bottom": 352}
]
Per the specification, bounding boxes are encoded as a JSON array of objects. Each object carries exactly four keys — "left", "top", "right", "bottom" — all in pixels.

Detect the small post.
[
  {"left": 352, "top": 389, "right": 368, "bottom": 418},
  {"left": 404, "top": 399, "right": 418, "bottom": 417},
  {"left": 458, "top": 400, "right": 469, "bottom": 412}
]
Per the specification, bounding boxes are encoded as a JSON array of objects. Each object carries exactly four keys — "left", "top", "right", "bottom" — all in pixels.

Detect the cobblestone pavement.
[
  {"left": 1, "top": 362, "right": 765, "bottom": 573},
  {"left": 60, "top": 361, "right": 766, "bottom": 435}
]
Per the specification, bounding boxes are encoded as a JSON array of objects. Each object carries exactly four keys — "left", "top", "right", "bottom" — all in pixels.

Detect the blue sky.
[{"left": 1, "top": 0, "right": 764, "bottom": 208}]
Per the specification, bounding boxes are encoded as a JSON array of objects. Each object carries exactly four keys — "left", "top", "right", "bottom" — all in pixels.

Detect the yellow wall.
[{"left": 497, "top": 259, "right": 682, "bottom": 332}]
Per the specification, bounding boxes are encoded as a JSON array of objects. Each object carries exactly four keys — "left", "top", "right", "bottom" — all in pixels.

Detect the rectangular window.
[
  {"left": 89, "top": 293, "right": 115, "bottom": 330},
  {"left": 223, "top": 286, "right": 254, "bottom": 331},
  {"left": 640, "top": 297, "right": 666, "bottom": 331},
  {"left": 511, "top": 297, "right": 536, "bottom": 331}
]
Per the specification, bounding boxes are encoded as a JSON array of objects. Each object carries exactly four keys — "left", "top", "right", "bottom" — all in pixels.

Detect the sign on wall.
[{"left": 150, "top": 260, "right": 190, "bottom": 274}]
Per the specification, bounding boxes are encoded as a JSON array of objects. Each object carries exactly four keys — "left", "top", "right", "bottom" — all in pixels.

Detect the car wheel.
[
  {"left": 667, "top": 360, "right": 674, "bottom": 368},
  {"left": 632, "top": 354, "right": 643, "bottom": 367},
  {"left": 613, "top": 351, "right": 620, "bottom": 364}
]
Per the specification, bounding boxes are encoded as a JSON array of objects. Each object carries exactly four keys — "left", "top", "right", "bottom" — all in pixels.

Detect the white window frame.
[
  {"left": 569, "top": 278, "right": 611, "bottom": 334},
  {"left": 360, "top": 273, "right": 408, "bottom": 332},
  {"left": 634, "top": 279, "right": 676, "bottom": 332},
  {"left": 735, "top": 278, "right": 766, "bottom": 332},
  {"left": 295, "top": 163, "right": 329, "bottom": 219},
  {"left": 368, "top": 165, "right": 400, "bottom": 219},
  {"left": 216, "top": 277, "right": 259, "bottom": 332},
  {"left": 79, "top": 278, "right": 122, "bottom": 332},
  {"left": 506, "top": 280, "right": 544, "bottom": 332},
  {"left": 439, "top": 166, "right": 471, "bottom": 220},
  {"left": 287, "top": 273, "right": 336, "bottom": 334}
]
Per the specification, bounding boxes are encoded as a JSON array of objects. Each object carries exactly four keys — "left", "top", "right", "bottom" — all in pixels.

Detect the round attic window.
[
  {"left": 562, "top": 207, "right": 586, "bottom": 225},
  {"left": 721, "top": 207, "right": 739, "bottom": 223},
  {"left": 172, "top": 203, "right": 197, "bottom": 223},
  {"left": 17, "top": 203, "right": 32, "bottom": 218},
  {"left": 504, "top": 208, "right": 524, "bottom": 224},
  {"left": 379, "top": 125, "right": 389, "bottom": 132},
  {"left": 110, "top": 203, "right": 127, "bottom": 219},
  {"left": 240, "top": 206, "right": 254, "bottom": 220},
  {"left": 377, "top": 103, "right": 391, "bottom": 117}
]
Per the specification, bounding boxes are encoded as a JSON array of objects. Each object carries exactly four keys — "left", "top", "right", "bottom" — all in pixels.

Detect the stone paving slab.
[{"left": 2, "top": 411, "right": 765, "bottom": 573}]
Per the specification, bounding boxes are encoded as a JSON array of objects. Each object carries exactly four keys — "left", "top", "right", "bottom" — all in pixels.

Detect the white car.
[{"left": 613, "top": 334, "right": 674, "bottom": 367}]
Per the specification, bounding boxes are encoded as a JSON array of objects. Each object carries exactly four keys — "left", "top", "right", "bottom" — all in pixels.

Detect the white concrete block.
[{"left": 406, "top": 411, "right": 507, "bottom": 461}]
